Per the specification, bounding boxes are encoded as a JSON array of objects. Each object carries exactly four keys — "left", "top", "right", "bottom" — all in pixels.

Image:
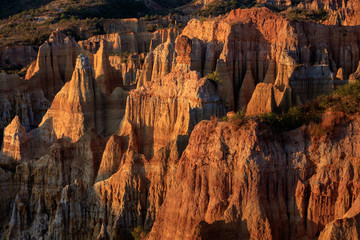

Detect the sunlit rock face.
[
  {"left": 148, "top": 115, "right": 360, "bottom": 240},
  {"left": 2, "top": 3, "right": 360, "bottom": 240},
  {"left": 39, "top": 54, "right": 105, "bottom": 143},
  {"left": 25, "top": 29, "right": 88, "bottom": 99},
  {"left": 2, "top": 116, "right": 29, "bottom": 161},
  {"left": 168, "top": 7, "right": 360, "bottom": 114}
]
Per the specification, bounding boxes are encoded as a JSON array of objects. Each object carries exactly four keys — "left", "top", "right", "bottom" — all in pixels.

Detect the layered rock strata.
[
  {"left": 0, "top": 45, "right": 37, "bottom": 68},
  {"left": 149, "top": 114, "right": 360, "bottom": 239},
  {"left": 159, "top": 7, "right": 360, "bottom": 113},
  {"left": 121, "top": 65, "right": 225, "bottom": 159},
  {"left": 39, "top": 54, "right": 104, "bottom": 142},
  {"left": 25, "top": 29, "right": 88, "bottom": 98}
]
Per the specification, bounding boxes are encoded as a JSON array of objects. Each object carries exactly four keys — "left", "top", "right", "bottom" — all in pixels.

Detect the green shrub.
[
  {"left": 207, "top": 71, "right": 222, "bottom": 89},
  {"left": 147, "top": 24, "right": 157, "bottom": 32},
  {"left": 131, "top": 226, "right": 147, "bottom": 240},
  {"left": 259, "top": 81, "right": 360, "bottom": 132},
  {"left": 285, "top": 9, "right": 329, "bottom": 22}
]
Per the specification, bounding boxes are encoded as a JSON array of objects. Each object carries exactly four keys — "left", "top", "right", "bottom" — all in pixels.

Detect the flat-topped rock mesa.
[
  {"left": 102, "top": 16, "right": 189, "bottom": 35},
  {"left": 79, "top": 28, "right": 181, "bottom": 55},
  {"left": 25, "top": 29, "right": 88, "bottom": 99}
]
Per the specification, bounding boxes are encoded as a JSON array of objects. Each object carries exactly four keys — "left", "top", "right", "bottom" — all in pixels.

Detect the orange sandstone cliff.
[{"left": 1, "top": 4, "right": 360, "bottom": 240}]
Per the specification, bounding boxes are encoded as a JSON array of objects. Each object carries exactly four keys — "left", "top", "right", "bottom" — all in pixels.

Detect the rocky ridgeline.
[{"left": 0, "top": 4, "right": 360, "bottom": 240}]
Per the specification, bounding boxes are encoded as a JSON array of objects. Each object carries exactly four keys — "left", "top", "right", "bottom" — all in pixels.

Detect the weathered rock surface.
[
  {"left": 0, "top": 73, "right": 50, "bottom": 143},
  {"left": 2, "top": 4, "right": 360, "bottom": 240},
  {"left": 169, "top": 7, "right": 360, "bottom": 112},
  {"left": 93, "top": 40, "right": 119, "bottom": 96},
  {"left": 148, "top": 115, "right": 360, "bottom": 239},
  {"left": 137, "top": 37, "right": 177, "bottom": 87},
  {"left": 110, "top": 53, "right": 143, "bottom": 88},
  {"left": 0, "top": 45, "right": 37, "bottom": 68},
  {"left": 25, "top": 29, "right": 88, "bottom": 98},
  {"left": 122, "top": 65, "right": 225, "bottom": 159},
  {"left": 79, "top": 28, "right": 180, "bottom": 56},
  {"left": 40, "top": 54, "right": 104, "bottom": 142},
  {"left": 2, "top": 116, "right": 29, "bottom": 161},
  {"left": 2, "top": 129, "right": 106, "bottom": 240}
]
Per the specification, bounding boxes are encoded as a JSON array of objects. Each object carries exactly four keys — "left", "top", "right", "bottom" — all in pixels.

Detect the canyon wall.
[
  {"left": 149, "top": 114, "right": 360, "bottom": 240},
  {"left": 1, "top": 4, "right": 360, "bottom": 240}
]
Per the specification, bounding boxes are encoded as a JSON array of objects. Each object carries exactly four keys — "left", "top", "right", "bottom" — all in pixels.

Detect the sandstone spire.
[
  {"left": 238, "top": 63, "right": 256, "bottom": 109},
  {"left": 263, "top": 61, "right": 276, "bottom": 84},
  {"left": 94, "top": 40, "right": 118, "bottom": 96},
  {"left": 2, "top": 116, "right": 30, "bottom": 161},
  {"left": 39, "top": 54, "right": 104, "bottom": 142},
  {"left": 336, "top": 68, "right": 345, "bottom": 80},
  {"left": 246, "top": 83, "right": 277, "bottom": 115}
]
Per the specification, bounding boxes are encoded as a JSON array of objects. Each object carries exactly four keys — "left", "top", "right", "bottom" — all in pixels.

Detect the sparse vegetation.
[
  {"left": 259, "top": 81, "right": 360, "bottom": 133},
  {"left": 194, "top": 0, "right": 255, "bottom": 17},
  {"left": 207, "top": 71, "right": 222, "bottom": 89},
  {"left": 131, "top": 226, "right": 147, "bottom": 240},
  {"left": 222, "top": 109, "right": 248, "bottom": 125},
  {"left": 284, "top": 9, "right": 329, "bottom": 22}
]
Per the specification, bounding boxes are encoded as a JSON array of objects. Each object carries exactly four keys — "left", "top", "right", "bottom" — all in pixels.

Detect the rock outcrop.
[
  {"left": 2, "top": 4, "right": 360, "bottom": 240},
  {"left": 39, "top": 54, "right": 104, "bottom": 142},
  {"left": 0, "top": 45, "right": 37, "bottom": 68},
  {"left": 25, "top": 29, "right": 88, "bottom": 98},
  {"left": 148, "top": 114, "right": 360, "bottom": 239},
  {"left": 121, "top": 65, "right": 225, "bottom": 159},
  {"left": 168, "top": 7, "right": 360, "bottom": 112},
  {"left": 2, "top": 116, "right": 29, "bottom": 161},
  {"left": 93, "top": 40, "right": 119, "bottom": 95},
  {"left": 0, "top": 73, "right": 50, "bottom": 144},
  {"left": 110, "top": 53, "right": 143, "bottom": 88}
]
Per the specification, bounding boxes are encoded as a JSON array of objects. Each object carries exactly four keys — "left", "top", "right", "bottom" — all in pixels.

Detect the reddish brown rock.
[
  {"left": 148, "top": 115, "right": 360, "bottom": 240},
  {"left": 79, "top": 28, "right": 180, "bottom": 55},
  {"left": 246, "top": 83, "right": 276, "bottom": 115},
  {"left": 0, "top": 45, "right": 36, "bottom": 68},
  {"left": 121, "top": 66, "right": 224, "bottom": 159},
  {"left": 238, "top": 63, "right": 256, "bottom": 108},
  {"left": 95, "top": 135, "right": 123, "bottom": 182}
]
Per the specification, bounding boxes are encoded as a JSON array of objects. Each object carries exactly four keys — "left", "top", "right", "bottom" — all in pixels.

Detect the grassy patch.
[
  {"left": 259, "top": 81, "right": 360, "bottom": 132},
  {"left": 194, "top": 0, "right": 255, "bottom": 17},
  {"left": 284, "top": 9, "right": 329, "bottom": 22},
  {"left": 222, "top": 110, "right": 248, "bottom": 126},
  {"left": 207, "top": 71, "right": 222, "bottom": 89}
]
